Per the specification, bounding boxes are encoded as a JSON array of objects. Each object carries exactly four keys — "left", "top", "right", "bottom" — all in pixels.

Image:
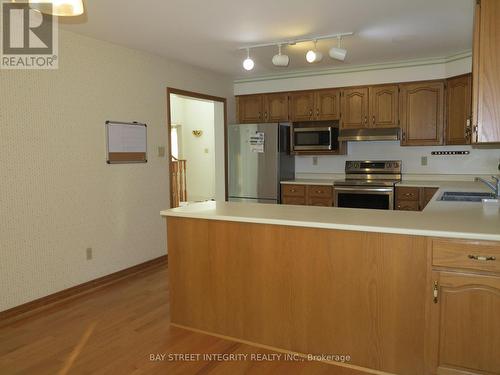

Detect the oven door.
[
  {"left": 334, "top": 186, "right": 394, "bottom": 210},
  {"left": 293, "top": 127, "right": 336, "bottom": 151}
]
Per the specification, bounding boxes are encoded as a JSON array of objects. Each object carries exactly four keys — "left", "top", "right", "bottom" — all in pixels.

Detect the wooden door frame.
[{"left": 166, "top": 87, "right": 228, "bottom": 208}]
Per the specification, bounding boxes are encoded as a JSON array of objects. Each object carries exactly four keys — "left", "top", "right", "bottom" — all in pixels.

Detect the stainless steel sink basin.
[{"left": 438, "top": 191, "right": 496, "bottom": 202}]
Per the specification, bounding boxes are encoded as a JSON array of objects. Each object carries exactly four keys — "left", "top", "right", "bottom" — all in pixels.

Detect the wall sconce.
[{"left": 192, "top": 130, "right": 203, "bottom": 137}]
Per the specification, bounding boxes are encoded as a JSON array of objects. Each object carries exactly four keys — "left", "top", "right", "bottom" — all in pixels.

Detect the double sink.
[{"left": 439, "top": 191, "right": 496, "bottom": 202}]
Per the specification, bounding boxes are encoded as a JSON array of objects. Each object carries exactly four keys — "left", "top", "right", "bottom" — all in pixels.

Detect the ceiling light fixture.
[
  {"left": 242, "top": 48, "right": 255, "bottom": 71},
  {"left": 329, "top": 35, "right": 347, "bottom": 61},
  {"left": 272, "top": 44, "right": 290, "bottom": 67},
  {"left": 29, "top": 0, "right": 84, "bottom": 16},
  {"left": 238, "top": 32, "right": 352, "bottom": 71},
  {"left": 306, "top": 40, "right": 323, "bottom": 63}
]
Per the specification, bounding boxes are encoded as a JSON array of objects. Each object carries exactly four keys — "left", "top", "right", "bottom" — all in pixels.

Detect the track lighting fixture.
[
  {"left": 238, "top": 32, "right": 353, "bottom": 71},
  {"left": 242, "top": 48, "right": 254, "bottom": 71},
  {"left": 329, "top": 36, "right": 347, "bottom": 61},
  {"left": 272, "top": 44, "right": 290, "bottom": 67},
  {"left": 306, "top": 40, "right": 323, "bottom": 63}
]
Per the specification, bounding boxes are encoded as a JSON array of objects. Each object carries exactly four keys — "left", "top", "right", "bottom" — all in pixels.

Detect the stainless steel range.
[{"left": 334, "top": 160, "right": 402, "bottom": 210}]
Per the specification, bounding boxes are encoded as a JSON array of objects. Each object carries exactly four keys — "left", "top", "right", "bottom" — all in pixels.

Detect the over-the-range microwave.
[{"left": 292, "top": 124, "right": 339, "bottom": 151}]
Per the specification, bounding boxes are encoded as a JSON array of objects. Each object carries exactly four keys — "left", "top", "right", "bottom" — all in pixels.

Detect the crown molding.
[{"left": 234, "top": 50, "right": 472, "bottom": 84}]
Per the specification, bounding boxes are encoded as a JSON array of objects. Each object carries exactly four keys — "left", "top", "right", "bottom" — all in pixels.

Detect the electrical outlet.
[
  {"left": 158, "top": 146, "right": 165, "bottom": 157},
  {"left": 204, "top": 148, "right": 209, "bottom": 154},
  {"left": 312, "top": 157, "right": 318, "bottom": 166},
  {"left": 421, "top": 156, "right": 428, "bottom": 166},
  {"left": 86, "top": 247, "right": 93, "bottom": 260}
]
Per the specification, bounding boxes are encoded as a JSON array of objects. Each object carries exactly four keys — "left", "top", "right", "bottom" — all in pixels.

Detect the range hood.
[{"left": 338, "top": 127, "right": 400, "bottom": 142}]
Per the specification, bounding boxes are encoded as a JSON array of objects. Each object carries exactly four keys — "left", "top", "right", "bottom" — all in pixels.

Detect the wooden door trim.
[{"left": 166, "top": 87, "right": 228, "bottom": 208}]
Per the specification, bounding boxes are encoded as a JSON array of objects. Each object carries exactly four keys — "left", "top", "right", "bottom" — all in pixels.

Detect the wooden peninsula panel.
[{"left": 167, "top": 217, "right": 429, "bottom": 374}]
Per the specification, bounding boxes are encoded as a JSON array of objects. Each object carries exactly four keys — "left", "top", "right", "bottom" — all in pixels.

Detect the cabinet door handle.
[
  {"left": 402, "top": 131, "right": 407, "bottom": 142},
  {"left": 316, "top": 108, "right": 319, "bottom": 117},
  {"left": 433, "top": 281, "right": 438, "bottom": 304},
  {"left": 258, "top": 112, "right": 261, "bottom": 120},
  {"left": 372, "top": 116, "right": 375, "bottom": 125},
  {"left": 364, "top": 116, "right": 368, "bottom": 124},
  {"left": 309, "top": 109, "right": 313, "bottom": 117},
  {"left": 468, "top": 255, "right": 496, "bottom": 261}
]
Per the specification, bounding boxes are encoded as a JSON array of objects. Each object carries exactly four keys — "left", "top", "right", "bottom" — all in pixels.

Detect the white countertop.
[
  {"left": 280, "top": 179, "right": 334, "bottom": 186},
  {"left": 161, "top": 180, "right": 500, "bottom": 242}
]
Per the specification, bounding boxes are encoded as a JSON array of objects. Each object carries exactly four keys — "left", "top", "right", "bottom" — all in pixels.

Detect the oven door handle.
[{"left": 334, "top": 186, "right": 393, "bottom": 193}]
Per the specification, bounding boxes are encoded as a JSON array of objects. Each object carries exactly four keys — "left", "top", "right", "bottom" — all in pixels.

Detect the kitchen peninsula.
[{"left": 161, "top": 181, "right": 500, "bottom": 375}]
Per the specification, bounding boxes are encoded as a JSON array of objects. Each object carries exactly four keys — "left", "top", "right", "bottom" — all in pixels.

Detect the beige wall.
[{"left": 0, "top": 29, "right": 234, "bottom": 311}]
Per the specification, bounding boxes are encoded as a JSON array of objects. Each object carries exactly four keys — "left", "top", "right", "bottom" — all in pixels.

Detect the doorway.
[{"left": 167, "top": 88, "right": 227, "bottom": 208}]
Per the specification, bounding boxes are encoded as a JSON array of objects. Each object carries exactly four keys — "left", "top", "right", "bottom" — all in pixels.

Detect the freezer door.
[{"left": 228, "top": 124, "right": 278, "bottom": 201}]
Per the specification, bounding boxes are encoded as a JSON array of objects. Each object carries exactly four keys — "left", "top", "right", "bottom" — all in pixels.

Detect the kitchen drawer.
[
  {"left": 281, "top": 184, "right": 306, "bottom": 197},
  {"left": 281, "top": 196, "right": 306, "bottom": 205},
  {"left": 432, "top": 239, "right": 500, "bottom": 273},
  {"left": 307, "top": 185, "right": 333, "bottom": 198},
  {"left": 396, "top": 187, "right": 420, "bottom": 201},
  {"left": 307, "top": 197, "right": 333, "bottom": 207},
  {"left": 395, "top": 201, "right": 419, "bottom": 211}
]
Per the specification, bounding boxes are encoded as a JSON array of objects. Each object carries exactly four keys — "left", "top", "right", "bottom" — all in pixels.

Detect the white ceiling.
[{"left": 62, "top": 0, "right": 474, "bottom": 79}]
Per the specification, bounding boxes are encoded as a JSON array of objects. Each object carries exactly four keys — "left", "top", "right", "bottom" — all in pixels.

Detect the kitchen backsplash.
[{"left": 295, "top": 141, "right": 500, "bottom": 175}]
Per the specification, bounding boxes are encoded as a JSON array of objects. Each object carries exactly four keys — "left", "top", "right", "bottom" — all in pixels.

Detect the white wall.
[
  {"left": 0, "top": 29, "right": 234, "bottom": 312},
  {"left": 296, "top": 142, "right": 500, "bottom": 177},
  {"left": 170, "top": 95, "right": 216, "bottom": 201}
]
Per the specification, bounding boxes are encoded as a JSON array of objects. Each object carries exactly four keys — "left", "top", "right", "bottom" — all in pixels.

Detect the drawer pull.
[
  {"left": 291, "top": 189, "right": 296, "bottom": 192},
  {"left": 468, "top": 255, "right": 496, "bottom": 261}
]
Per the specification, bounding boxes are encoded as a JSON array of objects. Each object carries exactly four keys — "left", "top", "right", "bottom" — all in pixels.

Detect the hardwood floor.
[{"left": 0, "top": 264, "right": 364, "bottom": 375}]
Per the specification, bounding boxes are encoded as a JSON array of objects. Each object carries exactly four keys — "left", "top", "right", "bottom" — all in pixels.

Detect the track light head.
[
  {"left": 329, "top": 36, "right": 347, "bottom": 61},
  {"left": 306, "top": 41, "right": 323, "bottom": 63},
  {"left": 243, "top": 48, "right": 254, "bottom": 71},
  {"left": 272, "top": 44, "right": 290, "bottom": 67}
]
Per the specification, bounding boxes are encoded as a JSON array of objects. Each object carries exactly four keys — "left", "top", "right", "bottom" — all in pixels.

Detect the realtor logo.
[{"left": 1, "top": 1, "right": 58, "bottom": 69}]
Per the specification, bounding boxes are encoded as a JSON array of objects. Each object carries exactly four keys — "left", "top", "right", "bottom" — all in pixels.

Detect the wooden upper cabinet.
[
  {"left": 369, "top": 85, "right": 399, "bottom": 128},
  {"left": 264, "top": 93, "right": 289, "bottom": 122},
  {"left": 446, "top": 74, "right": 472, "bottom": 145},
  {"left": 314, "top": 89, "right": 341, "bottom": 121},
  {"left": 340, "top": 87, "right": 369, "bottom": 129},
  {"left": 472, "top": 0, "right": 500, "bottom": 143},
  {"left": 290, "top": 91, "right": 315, "bottom": 121},
  {"left": 399, "top": 81, "right": 444, "bottom": 146},
  {"left": 428, "top": 271, "right": 500, "bottom": 374},
  {"left": 237, "top": 95, "right": 263, "bottom": 123}
]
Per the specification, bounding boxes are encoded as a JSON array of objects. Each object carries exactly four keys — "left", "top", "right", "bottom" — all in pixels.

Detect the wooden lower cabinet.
[
  {"left": 395, "top": 186, "right": 438, "bottom": 211},
  {"left": 281, "top": 184, "right": 333, "bottom": 207},
  {"left": 428, "top": 271, "right": 500, "bottom": 374}
]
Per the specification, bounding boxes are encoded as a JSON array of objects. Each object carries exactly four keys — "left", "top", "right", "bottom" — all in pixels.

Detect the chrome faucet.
[{"left": 475, "top": 176, "right": 500, "bottom": 198}]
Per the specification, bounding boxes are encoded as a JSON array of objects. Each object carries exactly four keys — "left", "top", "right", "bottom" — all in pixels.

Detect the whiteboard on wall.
[{"left": 106, "top": 121, "right": 147, "bottom": 163}]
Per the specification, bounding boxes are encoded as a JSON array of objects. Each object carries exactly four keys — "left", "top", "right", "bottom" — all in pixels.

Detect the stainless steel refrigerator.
[{"left": 228, "top": 123, "right": 295, "bottom": 204}]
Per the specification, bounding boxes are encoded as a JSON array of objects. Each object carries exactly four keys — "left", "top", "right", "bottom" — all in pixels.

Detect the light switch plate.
[
  {"left": 158, "top": 146, "right": 165, "bottom": 157},
  {"left": 312, "top": 157, "right": 318, "bottom": 166},
  {"left": 421, "top": 156, "right": 428, "bottom": 166}
]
